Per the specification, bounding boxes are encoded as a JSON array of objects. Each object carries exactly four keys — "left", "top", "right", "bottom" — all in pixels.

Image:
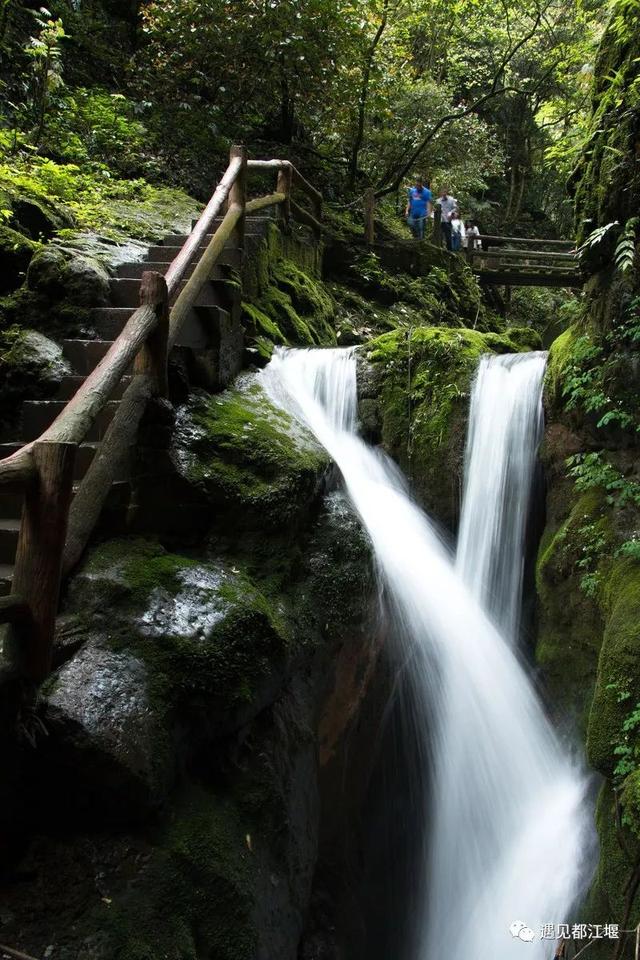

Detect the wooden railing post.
[
  {"left": 277, "top": 162, "right": 292, "bottom": 228},
  {"left": 364, "top": 188, "right": 375, "bottom": 244},
  {"left": 228, "top": 144, "right": 247, "bottom": 251},
  {"left": 11, "top": 440, "right": 76, "bottom": 683},
  {"left": 432, "top": 205, "right": 442, "bottom": 246},
  {"left": 134, "top": 271, "right": 169, "bottom": 397}
]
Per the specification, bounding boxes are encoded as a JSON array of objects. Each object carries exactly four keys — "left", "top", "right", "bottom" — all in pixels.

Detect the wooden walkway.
[{"left": 467, "top": 235, "right": 580, "bottom": 287}]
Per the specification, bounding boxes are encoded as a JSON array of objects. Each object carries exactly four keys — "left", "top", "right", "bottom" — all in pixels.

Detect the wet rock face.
[
  {"left": 45, "top": 645, "right": 172, "bottom": 823},
  {"left": 0, "top": 327, "right": 71, "bottom": 434}
]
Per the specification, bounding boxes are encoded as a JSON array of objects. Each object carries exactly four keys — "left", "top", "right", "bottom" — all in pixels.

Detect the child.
[
  {"left": 450, "top": 209, "right": 466, "bottom": 251},
  {"left": 465, "top": 219, "right": 481, "bottom": 251}
]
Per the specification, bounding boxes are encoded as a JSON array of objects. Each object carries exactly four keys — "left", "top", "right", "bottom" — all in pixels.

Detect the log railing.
[{"left": 0, "top": 146, "right": 323, "bottom": 684}]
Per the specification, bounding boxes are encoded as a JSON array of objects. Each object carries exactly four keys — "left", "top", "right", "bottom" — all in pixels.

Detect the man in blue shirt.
[{"left": 405, "top": 177, "right": 432, "bottom": 240}]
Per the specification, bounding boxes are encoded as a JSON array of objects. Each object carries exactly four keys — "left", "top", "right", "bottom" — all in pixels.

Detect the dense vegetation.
[
  {"left": 2, "top": 0, "right": 640, "bottom": 957},
  {"left": 0, "top": 0, "right": 607, "bottom": 240}
]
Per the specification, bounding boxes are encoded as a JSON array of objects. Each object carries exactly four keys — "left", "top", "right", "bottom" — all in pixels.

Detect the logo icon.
[{"left": 510, "top": 921, "right": 536, "bottom": 942}]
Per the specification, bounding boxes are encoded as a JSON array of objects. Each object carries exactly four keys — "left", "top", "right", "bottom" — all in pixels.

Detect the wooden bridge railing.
[{"left": 0, "top": 146, "right": 323, "bottom": 684}]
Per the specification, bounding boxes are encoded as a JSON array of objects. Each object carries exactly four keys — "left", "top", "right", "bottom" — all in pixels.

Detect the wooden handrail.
[
  {"left": 473, "top": 248, "right": 578, "bottom": 262},
  {"left": 476, "top": 233, "right": 574, "bottom": 248},
  {"left": 247, "top": 159, "right": 322, "bottom": 213},
  {"left": 0, "top": 145, "right": 325, "bottom": 684},
  {"left": 165, "top": 155, "right": 243, "bottom": 295}
]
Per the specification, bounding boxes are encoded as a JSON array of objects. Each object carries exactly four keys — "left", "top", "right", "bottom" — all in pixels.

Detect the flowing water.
[
  {"left": 261, "top": 346, "right": 589, "bottom": 960},
  {"left": 457, "top": 352, "right": 547, "bottom": 640}
]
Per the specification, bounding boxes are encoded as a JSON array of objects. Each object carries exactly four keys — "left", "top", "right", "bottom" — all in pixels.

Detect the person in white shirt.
[
  {"left": 450, "top": 210, "right": 466, "bottom": 251},
  {"left": 435, "top": 187, "right": 457, "bottom": 249},
  {"left": 464, "top": 220, "right": 481, "bottom": 251}
]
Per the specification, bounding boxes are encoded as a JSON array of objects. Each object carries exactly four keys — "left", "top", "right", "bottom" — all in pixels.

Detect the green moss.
[
  {"left": 88, "top": 537, "right": 197, "bottom": 605},
  {"left": 545, "top": 324, "right": 583, "bottom": 405},
  {"left": 366, "top": 326, "right": 518, "bottom": 526},
  {"left": 177, "top": 381, "right": 328, "bottom": 527},
  {"left": 535, "top": 488, "right": 610, "bottom": 733},
  {"left": 72, "top": 537, "right": 289, "bottom": 717},
  {"left": 587, "top": 558, "right": 640, "bottom": 776},
  {"left": 504, "top": 326, "right": 543, "bottom": 351},
  {"left": 243, "top": 257, "right": 336, "bottom": 351},
  {"left": 241, "top": 301, "right": 285, "bottom": 344},
  {"left": 571, "top": 4, "right": 640, "bottom": 244},
  {"left": 95, "top": 786, "right": 257, "bottom": 960},
  {"left": 583, "top": 782, "right": 640, "bottom": 948}
]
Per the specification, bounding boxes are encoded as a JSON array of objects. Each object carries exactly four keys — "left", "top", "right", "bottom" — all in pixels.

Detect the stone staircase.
[{"left": 0, "top": 215, "right": 271, "bottom": 596}]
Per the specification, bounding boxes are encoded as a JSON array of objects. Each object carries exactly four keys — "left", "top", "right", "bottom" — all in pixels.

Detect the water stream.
[
  {"left": 261, "top": 346, "right": 589, "bottom": 960},
  {"left": 457, "top": 352, "right": 547, "bottom": 640}
]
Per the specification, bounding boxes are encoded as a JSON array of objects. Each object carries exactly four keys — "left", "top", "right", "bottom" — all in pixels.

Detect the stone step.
[
  {"left": 62, "top": 339, "right": 116, "bottom": 375},
  {"left": 166, "top": 226, "right": 266, "bottom": 247},
  {"left": 0, "top": 440, "right": 130, "bottom": 486},
  {"left": 55, "top": 375, "right": 132, "bottom": 401},
  {"left": 0, "top": 518, "right": 20, "bottom": 565},
  {"left": 115, "top": 260, "right": 230, "bottom": 281},
  {"left": 146, "top": 246, "right": 243, "bottom": 267},
  {"left": 0, "top": 479, "right": 132, "bottom": 575},
  {"left": 189, "top": 216, "right": 271, "bottom": 231},
  {"left": 109, "top": 277, "right": 226, "bottom": 309},
  {"left": 90, "top": 304, "right": 231, "bottom": 348},
  {"left": 21, "top": 400, "right": 120, "bottom": 443},
  {"left": 0, "top": 564, "right": 12, "bottom": 597}
]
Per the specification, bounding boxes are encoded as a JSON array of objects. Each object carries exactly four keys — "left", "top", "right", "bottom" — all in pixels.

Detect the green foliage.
[
  {"left": 614, "top": 216, "right": 639, "bottom": 274},
  {"left": 567, "top": 452, "right": 640, "bottom": 507},
  {"left": 0, "top": 150, "right": 199, "bottom": 243}
]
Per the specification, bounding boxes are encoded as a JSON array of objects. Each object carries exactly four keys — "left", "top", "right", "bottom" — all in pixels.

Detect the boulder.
[
  {"left": 27, "top": 245, "right": 110, "bottom": 307},
  {"left": 0, "top": 225, "right": 39, "bottom": 293}
]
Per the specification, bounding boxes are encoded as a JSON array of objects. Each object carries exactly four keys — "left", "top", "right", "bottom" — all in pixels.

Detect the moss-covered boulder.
[
  {"left": 27, "top": 244, "right": 110, "bottom": 307},
  {"left": 535, "top": 487, "right": 607, "bottom": 733},
  {"left": 0, "top": 325, "right": 70, "bottom": 433},
  {"left": 0, "top": 225, "right": 39, "bottom": 294},
  {"left": 360, "top": 326, "right": 521, "bottom": 530},
  {"left": 169, "top": 375, "right": 330, "bottom": 534},
  {"left": 66, "top": 538, "right": 289, "bottom": 732},
  {"left": 42, "top": 538, "right": 291, "bottom": 825}
]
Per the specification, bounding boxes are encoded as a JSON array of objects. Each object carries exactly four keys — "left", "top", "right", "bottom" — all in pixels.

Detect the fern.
[
  {"left": 615, "top": 216, "right": 639, "bottom": 274},
  {"left": 577, "top": 220, "right": 618, "bottom": 264}
]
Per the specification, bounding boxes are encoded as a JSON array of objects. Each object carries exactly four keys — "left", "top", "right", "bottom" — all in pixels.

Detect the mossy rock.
[
  {"left": 64, "top": 537, "right": 290, "bottom": 736},
  {"left": 582, "top": 782, "right": 640, "bottom": 955},
  {"left": 504, "top": 325, "right": 543, "bottom": 352},
  {"left": 0, "top": 325, "right": 70, "bottom": 433},
  {"left": 243, "top": 257, "right": 336, "bottom": 351},
  {"left": 0, "top": 225, "right": 39, "bottom": 294},
  {"left": 362, "top": 326, "right": 520, "bottom": 530},
  {"left": 27, "top": 244, "right": 110, "bottom": 307},
  {"left": 587, "top": 557, "right": 640, "bottom": 777},
  {"left": 571, "top": 3, "right": 640, "bottom": 245},
  {"left": 172, "top": 376, "right": 330, "bottom": 531},
  {"left": 544, "top": 323, "right": 583, "bottom": 410},
  {"left": 535, "top": 488, "right": 609, "bottom": 734},
  {"left": 85, "top": 785, "right": 257, "bottom": 960}
]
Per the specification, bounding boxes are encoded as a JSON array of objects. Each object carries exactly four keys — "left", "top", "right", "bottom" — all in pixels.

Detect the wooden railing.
[{"left": 0, "top": 146, "right": 323, "bottom": 684}]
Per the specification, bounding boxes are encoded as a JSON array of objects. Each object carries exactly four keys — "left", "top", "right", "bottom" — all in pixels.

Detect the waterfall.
[
  {"left": 261, "top": 346, "right": 588, "bottom": 960},
  {"left": 456, "top": 352, "right": 547, "bottom": 640}
]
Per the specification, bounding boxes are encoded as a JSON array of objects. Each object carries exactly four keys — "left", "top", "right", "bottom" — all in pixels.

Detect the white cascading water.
[
  {"left": 261, "top": 346, "right": 588, "bottom": 960},
  {"left": 456, "top": 352, "right": 547, "bottom": 640}
]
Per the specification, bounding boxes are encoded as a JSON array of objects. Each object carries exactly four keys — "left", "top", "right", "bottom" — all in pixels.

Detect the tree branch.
[{"left": 374, "top": 4, "right": 548, "bottom": 197}]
